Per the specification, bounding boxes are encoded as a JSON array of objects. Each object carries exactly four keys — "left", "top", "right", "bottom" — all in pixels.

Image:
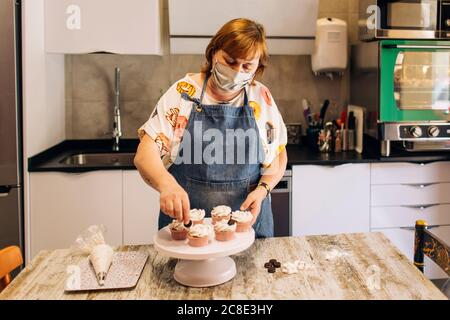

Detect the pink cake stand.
[{"left": 153, "top": 218, "right": 255, "bottom": 287}]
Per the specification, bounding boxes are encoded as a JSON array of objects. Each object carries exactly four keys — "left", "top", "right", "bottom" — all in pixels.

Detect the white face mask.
[{"left": 211, "top": 60, "right": 255, "bottom": 92}]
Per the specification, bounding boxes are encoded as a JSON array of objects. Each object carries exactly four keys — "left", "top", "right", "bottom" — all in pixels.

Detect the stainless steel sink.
[{"left": 60, "top": 152, "right": 135, "bottom": 166}]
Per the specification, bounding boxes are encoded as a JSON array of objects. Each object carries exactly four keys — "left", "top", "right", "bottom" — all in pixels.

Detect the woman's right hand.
[
  {"left": 134, "top": 135, "right": 190, "bottom": 224},
  {"left": 159, "top": 181, "right": 190, "bottom": 224}
]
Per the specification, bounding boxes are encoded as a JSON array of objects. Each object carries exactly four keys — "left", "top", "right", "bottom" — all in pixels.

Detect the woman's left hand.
[{"left": 240, "top": 187, "right": 267, "bottom": 224}]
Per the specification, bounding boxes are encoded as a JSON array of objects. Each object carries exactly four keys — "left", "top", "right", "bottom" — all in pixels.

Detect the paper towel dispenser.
[
  {"left": 168, "top": 0, "right": 319, "bottom": 55},
  {"left": 311, "top": 18, "right": 348, "bottom": 78}
]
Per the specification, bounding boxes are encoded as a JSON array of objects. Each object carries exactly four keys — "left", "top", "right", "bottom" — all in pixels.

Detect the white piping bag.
[
  {"left": 89, "top": 244, "right": 113, "bottom": 286},
  {"left": 72, "top": 225, "right": 114, "bottom": 286}
]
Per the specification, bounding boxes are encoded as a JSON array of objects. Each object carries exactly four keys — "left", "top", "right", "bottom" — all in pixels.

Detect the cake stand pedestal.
[{"left": 153, "top": 219, "right": 255, "bottom": 287}]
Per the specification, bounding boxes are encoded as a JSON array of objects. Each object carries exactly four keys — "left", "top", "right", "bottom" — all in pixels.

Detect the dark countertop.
[
  {"left": 28, "top": 139, "right": 140, "bottom": 173},
  {"left": 28, "top": 138, "right": 450, "bottom": 173}
]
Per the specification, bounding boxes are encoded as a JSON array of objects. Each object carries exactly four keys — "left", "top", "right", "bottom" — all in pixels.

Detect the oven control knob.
[
  {"left": 428, "top": 126, "right": 440, "bottom": 137},
  {"left": 410, "top": 126, "right": 423, "bottom": 138}
]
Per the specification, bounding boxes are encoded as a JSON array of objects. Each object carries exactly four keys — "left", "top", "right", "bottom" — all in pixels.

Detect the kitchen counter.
[
  {"left": 28, "top": 138, "right": 450, "bottom": 172},
  {"left": 0, "top": 233, "right": 446, "bottom": 300}
]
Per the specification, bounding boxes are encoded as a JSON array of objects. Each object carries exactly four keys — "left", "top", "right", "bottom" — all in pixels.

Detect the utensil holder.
[{"left": 306, "top": 127, "right": 320, "bottom": 151}]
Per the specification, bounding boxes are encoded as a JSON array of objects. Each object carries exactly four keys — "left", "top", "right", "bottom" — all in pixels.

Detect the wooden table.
[{"left": 0, "top": 233, "right": 446, "bottom": 300}]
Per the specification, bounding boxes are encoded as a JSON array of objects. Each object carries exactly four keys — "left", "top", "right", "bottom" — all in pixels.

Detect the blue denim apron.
[{"left": 158, "top": 76, "right": 274, "bottom": 238}]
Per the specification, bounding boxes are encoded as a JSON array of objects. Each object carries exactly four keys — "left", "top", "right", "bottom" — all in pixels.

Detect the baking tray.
[{"left": 65, "top": 251, "right": 148, "bottom": 292}]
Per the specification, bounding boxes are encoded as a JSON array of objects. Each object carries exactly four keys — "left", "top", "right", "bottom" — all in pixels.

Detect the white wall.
[{"left": 22, "top": 0, "right": 66, "bottom": 262}]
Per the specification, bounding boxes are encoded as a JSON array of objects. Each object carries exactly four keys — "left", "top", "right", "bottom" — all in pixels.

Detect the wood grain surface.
[{"left": 0, "top": 233, "right": 446, "bottom": 300}]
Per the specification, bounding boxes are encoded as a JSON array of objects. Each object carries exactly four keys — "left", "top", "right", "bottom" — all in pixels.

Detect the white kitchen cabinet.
[
  {"left": 369, "top": 161, "right": 450, "bottom": 280},
  {"left": 378, "top": 227, "right": 450, "bottom": 279},
  {"left": 29, "top": 171, "right": 123, "bottom": 258},
  {"left": 44, "top": 0, "right": 162, "bottom": 54},
  {"left": 168, "top": 0, "right": 319, "bottom": 54},
  {"left": 123, "top": 171, "right": 160, "bottom": 245},
  {"left": 292, "top": 164, "right": 371, "bottom": 236}
]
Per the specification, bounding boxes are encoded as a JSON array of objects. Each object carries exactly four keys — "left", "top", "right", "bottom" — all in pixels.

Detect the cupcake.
[
  {"left": 187, "top": 224, "right": 212, "bottom": 247},
  {"left": 211, "top": 205, "right": 232, "bottom": 224},
  {"left": 214, "top": 220, "right": 236, "bottom": 241},
  {"left": 231, "top": 210, "right": 253, "bottom": 232},
  {"left": 189, "top": 209, "right": 205, "bottom": 225},
  {"left": 168, "top": 219, "right": 188, "bottom": 240}
]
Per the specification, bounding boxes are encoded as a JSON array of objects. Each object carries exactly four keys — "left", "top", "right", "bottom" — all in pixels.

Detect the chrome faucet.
[{"left": 112, "top": 67, "right": 122, "bottom": 151}]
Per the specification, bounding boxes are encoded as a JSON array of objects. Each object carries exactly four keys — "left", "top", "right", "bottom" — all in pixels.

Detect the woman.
[{"left": 135, "top": 18, "right": 287, "bottom": 238}]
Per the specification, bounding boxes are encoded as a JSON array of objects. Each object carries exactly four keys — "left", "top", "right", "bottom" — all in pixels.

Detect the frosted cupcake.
[
  {"left": 168, "top": 219, "right": 188, "bottom": 241},
  {"left": 231, "top": 210, "right": 253, "bottom": 232},
  {"left": 214, "top": 220, "right": 237, "bottom": 242},
  {"left": 187, "top": 224, "right": 212, "bottom": 247},
  {"left": 189, "top": 209, "right": 205, "bottom": 225},
  {"left": 211, "top": 205, "right": 232, "bottom": 224}
]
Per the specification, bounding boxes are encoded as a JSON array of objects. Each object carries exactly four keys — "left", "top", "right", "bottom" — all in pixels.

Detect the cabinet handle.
[
  {"left": 399, "top": 204, "right": 442, "bottom": 210},
  {"left": 400, "top": 225, "right": 440, "bottom": 231},
  {"left": 384, "top": 44, "right": 450, "bottom": 50},
  {"left": 322, "top": 163, "right": 353, "bottom": 169},
  {"left": 400, "top": 182, "right": 439, "bottom": 188}
]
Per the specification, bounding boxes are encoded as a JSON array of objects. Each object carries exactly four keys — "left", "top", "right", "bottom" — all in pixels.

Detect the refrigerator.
[{"left": 0, "top": 0, "right": 24, "bottom": 259}]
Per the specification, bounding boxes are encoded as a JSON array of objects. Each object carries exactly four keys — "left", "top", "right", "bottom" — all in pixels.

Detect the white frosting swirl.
[
  {"left": 231, "top": 210, "right": 253, "bottom": 223},
  {"left": 214, "top": 221, "right": 237, "bottom": 232},
  {"left": 211, "top": 205, "right": 232, "bottom": 218},
  {"left": 189, "top": 209, "right": 205, "bottom": 222},
  {"left": 188, "top": 224, "right": 212, "bottom": 238},
  {"left": 169, "top": 219, "right": 186, "bottom": 231}
]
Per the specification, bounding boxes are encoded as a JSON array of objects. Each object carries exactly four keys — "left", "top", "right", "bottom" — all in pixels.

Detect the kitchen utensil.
[
  {"left": 89, "top": 244, "right": 113, "bottom": 286},
  {"left": 319, "top": 99, "right": 330, "bottom": 128},
  {"left": 340, "top": 111, "right": 347, "bottom": 128},
  {"left": 302, "top": 99, "right": 313, "bottom": 127},
  {"left": 72, "top": 225, "right": 115, "bottom": 286},
  {"left": 318, "top": 122, "right": 334, "bottom": 152}
]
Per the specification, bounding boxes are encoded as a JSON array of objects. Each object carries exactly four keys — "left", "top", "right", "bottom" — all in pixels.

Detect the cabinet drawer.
[
  {"left": 371, "top": 162, "right": 450, "bottom": 185},
  {"left": 378, "top": 228, "right": 450, "bottom": 279},
  {"left": 371, "top": 204, "right": 450, "bottom": 229},
  {"left": 371, "top": 183, "right": 450, "bottom": 207}
]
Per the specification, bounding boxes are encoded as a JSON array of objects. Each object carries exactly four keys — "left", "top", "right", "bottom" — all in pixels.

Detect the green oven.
[{"left": 380, "top": 40, "right": 450, "bottom": 122}]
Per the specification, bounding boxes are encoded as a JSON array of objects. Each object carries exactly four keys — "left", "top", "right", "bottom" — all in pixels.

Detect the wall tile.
[{"left": 71, "top": 100, "right": 113, "bottom": 139}]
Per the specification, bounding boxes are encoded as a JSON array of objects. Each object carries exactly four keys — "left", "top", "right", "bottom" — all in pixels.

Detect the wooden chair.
[
  {"left": 0, "top": 246, "right": 23, "bottom": 292},
  {"left": 414, "top": 220, "right": 449, "bottom": 297}
]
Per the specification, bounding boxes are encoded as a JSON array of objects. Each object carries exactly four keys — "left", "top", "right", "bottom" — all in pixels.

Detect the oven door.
[
  {"left": 361, "top": 0, "right": 446, "bottom": 39},
  {"left": 383, "top": 0, "right": 439, "bottom": 30},
  {"left": 380, "top": 40, "right": 450, "bottom": 122}
]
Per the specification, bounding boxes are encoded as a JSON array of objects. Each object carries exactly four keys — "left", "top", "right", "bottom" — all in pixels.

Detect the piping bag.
[{"left": 72, "top": 225, "right": 113, "bottom": 286}]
